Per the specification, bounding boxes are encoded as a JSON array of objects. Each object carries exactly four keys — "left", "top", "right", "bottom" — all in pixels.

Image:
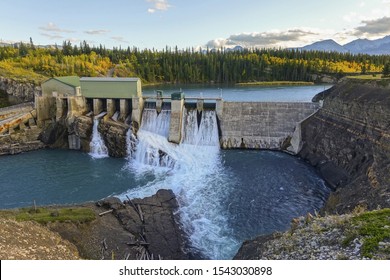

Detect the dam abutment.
[
  {"left": 218, "top": 101, "right": 320, "bottom": 150},
  {"left": 168, "top": 92, "right": 185, "bottom": 144}
]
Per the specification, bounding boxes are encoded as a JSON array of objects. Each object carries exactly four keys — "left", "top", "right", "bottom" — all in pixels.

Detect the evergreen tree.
[{"left": 383, "top": 62, "right": 390, "bottom": 77}]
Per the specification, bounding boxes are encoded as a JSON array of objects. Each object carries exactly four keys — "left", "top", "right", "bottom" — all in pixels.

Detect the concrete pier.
[
  {"left": 68, "top": 96, "right": 87, "bottom": 117},
  {"left": 93, "top": 99, "right": 103, "bottom": 116},
  {"left": 216, "top": 99, "right": 224, "bottom": 119},
  {"left": 119, "top": 99, "right": 130, "bottom": 122},
  {"left": 56, "top": 98, "right": 66, "bottom": 119},
  {"left": 197, "top": 99, "right": 204, "bottom": 112},
  {"left": 131, "top": 97, "right": 144, "bottom": 131},
  {"left": 168, "top": 92, "right": 185, "bottom": 144},
  {"left": 106, "top": 99, "right": 116, "bottom": 118}
]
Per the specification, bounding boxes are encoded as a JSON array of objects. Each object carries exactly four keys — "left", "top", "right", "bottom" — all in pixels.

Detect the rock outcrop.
[
  {"left": 39, "top": 115, "right": 129, "bottom": 157},
  {"left": 0, "top": 103, "right": 45, "bottom": 155},
  {"left": 0, "top": 76, "right": 41, "bottom": 102},
  {"left": 48, "top": 189, "right": 188, "bottom": 260},
  {"left": 99, "top": 118, "right": 129, "bottom": 158},
  {"left": 234, "top": 208, "right": 390, "bottom": 260},
  {"left": 299, "top": 80, "right": 390, "bottom": 214},
  {"left": 39, "top": 115, "right": 94, "bottom": 153}
]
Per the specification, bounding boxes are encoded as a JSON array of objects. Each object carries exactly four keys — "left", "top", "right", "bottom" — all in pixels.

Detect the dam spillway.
[{"left": 219, "top": 101, "right": 320, "bottom": 150}]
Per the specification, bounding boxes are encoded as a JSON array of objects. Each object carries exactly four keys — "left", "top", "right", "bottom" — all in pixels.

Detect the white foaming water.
[
  {"left": 120, "top": 108, "right": 239, "bottom": 259},
  {"left": 111, "top": 111, "right": 120, "bottom": 122},
  {"left": 89, "top": 117, "right": 109, "bottom": 159}
]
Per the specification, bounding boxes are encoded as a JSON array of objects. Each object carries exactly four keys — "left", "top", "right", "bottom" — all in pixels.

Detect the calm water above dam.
[
  {"left": 0, "top": 85, "right": 331, "bottom": 259},
  {"left": 143, "top": 84, "right": 332, "bottom": 102}
]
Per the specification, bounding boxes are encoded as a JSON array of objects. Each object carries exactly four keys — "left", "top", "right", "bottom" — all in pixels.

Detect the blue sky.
[{"left": 1, "top": 0, "right": 390, "bottom": 49}]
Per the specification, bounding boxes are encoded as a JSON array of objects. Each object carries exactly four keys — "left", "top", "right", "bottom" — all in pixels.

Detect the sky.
[{"left": 1, "top": 0, "right": 390, "bottom": 50}]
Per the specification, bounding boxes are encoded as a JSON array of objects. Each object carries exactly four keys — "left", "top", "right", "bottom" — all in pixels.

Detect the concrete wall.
[{"left": 219, "top": 102, "right": 320, "bottom": 150}]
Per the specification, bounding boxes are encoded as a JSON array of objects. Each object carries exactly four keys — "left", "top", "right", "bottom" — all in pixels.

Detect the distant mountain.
[
  {"left": 302, "top": 39, "right": 348, "bottom": 53},
  {"left": 301, "top": 35, "right": 390, "bottom": 55}
]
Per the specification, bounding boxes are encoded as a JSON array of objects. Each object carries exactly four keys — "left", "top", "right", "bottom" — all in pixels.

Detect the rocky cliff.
[
  {"left": 99, "top": 118, "right": 129, "bottom": 158},
  {"left": 299, "top": 80, "right": 390, "bottom": 214},
  {"left": 235, "top": 80, "right": 390, "bottom": 260},
  {"left": 39, "top": 115, "right": 129, "bottom": 157},
  {"left": 0, "top": 76, "right": 41, "bottom": 102},
  {"left": 0, "top": 103, "right": 45, "bottom": 155}
]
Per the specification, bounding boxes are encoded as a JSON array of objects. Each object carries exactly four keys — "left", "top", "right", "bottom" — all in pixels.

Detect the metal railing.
[{"left": 142, "top": 96, "right": 222, "bottom": 101}]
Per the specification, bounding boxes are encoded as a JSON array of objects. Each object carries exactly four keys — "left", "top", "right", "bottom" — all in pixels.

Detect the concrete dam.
[{"left": 12, "top": 76, "right": 320, "bottom": 154}]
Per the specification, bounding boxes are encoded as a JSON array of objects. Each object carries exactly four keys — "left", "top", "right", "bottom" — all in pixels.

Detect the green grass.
[
  {"left": 0, "top": 207, "right": 96, "bottom": 224},
  {"left": 343, "top": 209, "right": 390, "bottom": 258},
  {"left": 345, "top": 74, "right": 390, "bottom": 80},
  {"left": 236, "top": 81, "right": 315, "bottom": 86}
]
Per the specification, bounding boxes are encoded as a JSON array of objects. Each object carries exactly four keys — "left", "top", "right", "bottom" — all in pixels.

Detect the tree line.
[{"left": 0, "top": 40, "right": 389, "bottom": 84}]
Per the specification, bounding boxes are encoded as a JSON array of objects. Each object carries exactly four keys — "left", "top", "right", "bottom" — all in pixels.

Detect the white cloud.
[
  {"left": 39, "top": 22, "right": 76, "bottom": 43},
  {"left": 206, "top": 28, "right": 331, "bottom": 49},
  {"left": 84, "top": 29, "right": 110, "bottom": 35},
  {"left": 40, "top": 33, "right": 64, "bottom": 40},
  {"left": 39, "top": 22, "right": 74, "bottom": 33},
  {"left": 64, "top": 38, "right": 80, "bottom": 44},
  {"left": 146, "top": 0, "right": 171, "bottom": 13},
  {"left": 352, "top": 16, "right": 390, "bottom": 37},
  {"left": 206, "top": 38, "right": 229, "bottom": 48},
  {"left": 111, "top": 36, "right": 130, "bottom": 44}
]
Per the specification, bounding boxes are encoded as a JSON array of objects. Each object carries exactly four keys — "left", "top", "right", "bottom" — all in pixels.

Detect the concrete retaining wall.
[{"left": 219, "top": 102, "right": 320, "bottom": 150}]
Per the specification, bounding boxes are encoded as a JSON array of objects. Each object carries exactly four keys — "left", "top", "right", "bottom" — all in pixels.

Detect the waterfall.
[
  {"left": 89, "top": 117, "right": 109, "bottom": 159},
  {"left": 127, "top": 109, "right": 176, "bottom": 169},
  {"left": 111, "top": 111, "right": 120, "bottom": 121},
  {"left": 122, "top": 108, "right": 239, "bottom": 260},
  {"left": 182, "top": 109, "right": 220, "bottom": 146}
]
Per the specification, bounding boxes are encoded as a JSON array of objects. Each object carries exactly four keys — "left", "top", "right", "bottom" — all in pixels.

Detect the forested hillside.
[{"left": 0, "top": 40, "right": 388, "bottom": 84}]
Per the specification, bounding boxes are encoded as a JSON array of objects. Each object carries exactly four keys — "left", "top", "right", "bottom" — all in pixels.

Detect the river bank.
[
  {"left": 236, "top": 81, "right": 314, "bottom": 86},
  {"left": 0, "top": 189, "right": 189, "bottom": 260}
]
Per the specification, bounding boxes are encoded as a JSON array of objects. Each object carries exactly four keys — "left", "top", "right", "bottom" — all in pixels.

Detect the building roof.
[
  {"left": 80, "top": 77, "right": 140, "bottom": 82},
  {"left": 44, "top": 76, "right": 80, "bottom": 88}
]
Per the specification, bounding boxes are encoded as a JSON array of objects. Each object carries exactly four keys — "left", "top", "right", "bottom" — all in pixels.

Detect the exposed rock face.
[
  {"left": 67, "top": 115, "right": 93, "bottom": 152},
  {"left": 0, "top": 128, "right": 44, "bottom": 155},
  {"left": 234, "top": 209, "right": 390, "bottom": 260},
  {"left": 99, "top": 118, "right": 129, "bottom": 157},
  {"left": 48, "top": 189, "right": 188, "bottom": 260},
  {"left": 0, "top": 103, "right": 45, "bottom": 155},
  {"left": 299, "top": 80, "right": 390, "bottom": 214},
  {"left": 39, "top": 116, "right": 129, "bottom": 156},
  {"left": 39, "top": 120, "right": 69, "bottom": 149},
  {"left": 117, "top": 189, "right": 188, "bottom": 259},
  {"left": 0, "top": 76, "right": 41, "bottom": 102},
  {"left": 39, "top": 116, "right": 90, "bottom": 151}
]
